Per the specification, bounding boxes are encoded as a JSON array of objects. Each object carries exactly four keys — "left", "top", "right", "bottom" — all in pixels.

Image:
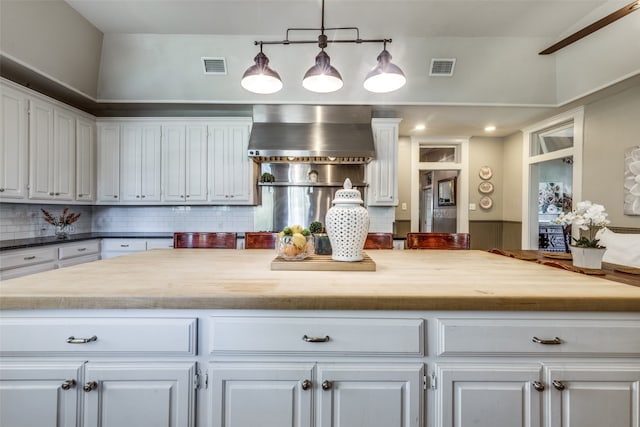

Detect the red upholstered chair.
[
  {"left": 364, "top": 233, "right": 394, "bottom": 249},
  {"left": 173, "top": 232, "right": 237, "bottom": 249},
  {"left": 406, "top": 233, "right": 470, "bottom": 249},
  {"left": 245, "top": 232, "right": 279, "bottom": 249}
]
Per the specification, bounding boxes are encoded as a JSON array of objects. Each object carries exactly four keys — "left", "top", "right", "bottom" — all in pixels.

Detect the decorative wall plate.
[
  {"left": 478, "top": 181, "right": 494, "bottom": 194},
  {"left": 479, "top": 166, "right": 493, "bottom": 180},
  {"left": 479, "top": 196, "right": 493, "bottom": 209}
]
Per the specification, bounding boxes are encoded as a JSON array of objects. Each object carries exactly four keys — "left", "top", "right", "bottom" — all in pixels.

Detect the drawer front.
[
  {"left": 101, "top": 239, "right": 147, "bottom": 252},
  {"left": 58, "top": 240, "right": 100, "bottom": 260},
  {"left": 146, "top": 238, "right": 174, "bottom": 250},
  {"left": 0, "top": 317, "right": 197, "bottom": 355},
  {"left": 210, "top": 316, "right": 424, "bottom": 356},
  {"left": 437, "top": 318, "right": 640, "bottom": 356},
  {"left": 0, "top": 247, "right": 57, "bottom": 271}
]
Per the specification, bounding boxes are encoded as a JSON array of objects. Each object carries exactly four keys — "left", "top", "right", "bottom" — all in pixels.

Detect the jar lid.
[{"left": 332, "top": 178, "right": 363, "bottom": 204}]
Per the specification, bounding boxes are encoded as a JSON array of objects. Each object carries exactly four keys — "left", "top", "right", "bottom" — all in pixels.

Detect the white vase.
[
  {"left": 325, "top": 178, "right": 369, "bottom": 262},
  {"left": 570, "top": 246, "right": 606, "bottom": 269}
]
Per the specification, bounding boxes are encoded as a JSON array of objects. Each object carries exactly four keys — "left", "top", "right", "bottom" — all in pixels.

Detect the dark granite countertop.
[{"left": 0, "top": 232, "right": 174, "bottom": 251}]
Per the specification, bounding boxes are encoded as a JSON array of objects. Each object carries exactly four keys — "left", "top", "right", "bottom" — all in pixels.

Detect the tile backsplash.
[
  {"left": 0, "top": 204, "right": 93, "bottom": 240},
  {"left": 1, "top": 203, "right": 393, "bottom": 241}
]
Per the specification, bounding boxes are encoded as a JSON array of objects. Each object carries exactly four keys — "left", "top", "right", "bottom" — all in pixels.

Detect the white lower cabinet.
[
  {"left": 83, "top": 362, "right": 196, "bottom": 427},
  {"left": 209, "top": 363, "right": 423, "bottom": 427},
  {"left": 435, "top": 364, "right": 542, "bottom": 427},
  {"left": 0, "top": 361, "right": 83, "bottom": 427},
  {"left": 545, "top": 365, "right": 640, "bottom": 427},
  {"left": 1, "top": 311, "right": 639, "bottom": 427}
]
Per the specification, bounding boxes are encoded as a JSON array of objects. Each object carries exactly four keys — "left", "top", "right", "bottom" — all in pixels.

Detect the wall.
[
  {"left": 468, "top": 137, "right": 504, "bottom": 220},
  {"left": 0, "top": 0, "right": 103, "bottom": 99},
  {"left": 582, "top": 84, "right": 640, "bottom": 228}
]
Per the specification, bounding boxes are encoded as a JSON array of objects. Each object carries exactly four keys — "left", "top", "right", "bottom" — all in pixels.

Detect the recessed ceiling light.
[
  {"left": 414, "top": 124, "right": 426, "bottom": 131},
  {"left": 484, "top": 125, "right": 496, "bottom": 132}
]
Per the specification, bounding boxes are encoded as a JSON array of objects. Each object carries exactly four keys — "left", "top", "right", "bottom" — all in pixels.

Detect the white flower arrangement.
[{"left": 553, "top": 201, "right": 610, "bottom": 248}]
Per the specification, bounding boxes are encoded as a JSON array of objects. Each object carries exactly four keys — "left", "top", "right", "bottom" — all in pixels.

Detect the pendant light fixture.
[
  {"left": 241, "top": 0, "right": 405, "bottom": 94},
  {"left": 363, "top": 42, "right": 406, "bottom": 93},
  {"left": 240, "top": 43, "right": 283, "bottom": 94}
]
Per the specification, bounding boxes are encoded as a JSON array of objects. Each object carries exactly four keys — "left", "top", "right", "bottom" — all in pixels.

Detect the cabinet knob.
[
  {"left": 49, "top": 192, "right": 54, "bottom": 196},
  {"left": 532, "top": 381, "right": 545, "bottom": 392},
  {"left": 83, "top": 381, "right": 98, "bottom": 392},
  {"left": 113, "top": 195, "right": 118, "bottom": 198},
  {"left": 186, "top": 195, "right": 190, "bottom": 198},
  {"left": 552, "top": 380, "right": 566, "bottom": 391},
  {"left": 136, "top": 195, "right": 140, "bottom": 198},
  {"left": 61, "top": 379, "right": 76, "bottom": 390},
  {"left": 301, "top": 379, "right": 312, "bottom": 390},
  {"left": 55, "top": 192, "right": 60, "bottom": 196},
  {"left": 78, "top": 193, "right": 83, "bottom": 197},
  {"left": 141, "top": 195, "right": 146, "bottom": 198},
  {"left": 532, "top": 336, "right": 562, "bottom": 345},
  {"left": 0, "top": 188, "right": 5, "bottom": 192},
  {"left": 322, "top": 380, "right": 332, "bottom": 390}
]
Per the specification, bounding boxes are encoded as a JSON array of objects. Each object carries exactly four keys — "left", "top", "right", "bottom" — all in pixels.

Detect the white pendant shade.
[
  {"left": 241, "top": 51, "right": 283, "bottom": 94},
  {"left": 363, "top": 49, "right": 406, "bottom": 93},
  {"left": 302, "top": 50, "right": 344, "bottom": 93}
]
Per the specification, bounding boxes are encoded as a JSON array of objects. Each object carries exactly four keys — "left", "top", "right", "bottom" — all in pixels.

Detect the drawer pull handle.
[
  {"left": 120, "top": 244, "right": 130, "bottom": 248},
  {"left": 67, "top": 335, "right": 97, "bottom": 344},
  {"left": 301, "top": 379, "right": 312, "bottom": 390},
  {"left": 532, "top": 381, "right": 545, "bottom": 392},
  {"left": 77, "top": 248, "right": 87, "bottom": 252},
  {"left": 302, "top": 335, "right": 330, "bottom": 343},
  {"left": 532, "top": 336, "right": 562, "bottom": 345},
  {"left": 552, "top": 380, "right": 566, "bottom": 391},
  {"left": 83, "top": 381, "right": 98, "bottom": 392},
  {"left": 23, "top": 256, "right": 37, "bottom": 260},
  {"left": 322, "top": 380, "right": 332, "bottom": 390},
  {"left": 61, "top": 379, "right": 76, "bottom": 390}
]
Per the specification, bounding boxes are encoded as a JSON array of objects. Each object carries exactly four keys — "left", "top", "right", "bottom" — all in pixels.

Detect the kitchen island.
[
  {"left": 1, "top": 250, "right": 639, "bottom": 427},
  {"left": 1, "top": 249, "right": 639, "bottom": 311}
]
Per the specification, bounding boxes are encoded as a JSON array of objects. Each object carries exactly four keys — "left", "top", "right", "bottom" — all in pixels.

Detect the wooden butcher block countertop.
[{"left": 1, "top": 249, "right": 639, "bottom": 311}]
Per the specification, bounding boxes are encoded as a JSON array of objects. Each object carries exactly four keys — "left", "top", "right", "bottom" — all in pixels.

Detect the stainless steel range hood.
[{"left": 248, "top": 105, "right": 376, "bottom": 163}]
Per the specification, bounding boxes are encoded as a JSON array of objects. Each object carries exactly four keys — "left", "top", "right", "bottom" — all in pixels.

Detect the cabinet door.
[
  {"left": 209, "top": 123, "right": 254, "bottom": 204},
  {"left": 0, "top": 84, "right": 28, "bottom": 199},
  {"left": 97, "top": 123, "right": 120, "bottom": 202},
  {"left": 316, "top": 364, "right": 423, "bottom": 427},
  {"left": 140, "top": 126, "right": 162, "bottom": 202},
  {"left": 367, "top": 119, "right": 400, "bottom": 206},
  {"left": 121, "top": 124, "right": 161, "bottom": 202},
  {"left": 184, "top": 124, "right": 208, "bottom": 202},
  {"left": 76, "top": 117, "right": 95, "bottom": 202},
  {"left": 28, "top": 98, "right": 55, "bottom": 200},
  {"left": 52, "top": 107, "right": 75, "bottom": 201},
  {"left": 209, "top": 363, "right": 314, "bottom": 427},
  {"left": 0, "top": 361, "right": 83, "bottom": 427},
  {"left": 546, "top": 365, "right": 640, "bottom": 427},
  {"left": 435, "top": 364, "right": 542, "bottom": 427},
  {"left": 83, "top": 362, "right": 195, "bottom": 427},
  {"left": 162, "top": 124, "right": 187, "bottom": 202}
]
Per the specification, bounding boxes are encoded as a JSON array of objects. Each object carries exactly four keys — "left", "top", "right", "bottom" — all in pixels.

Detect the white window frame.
[{"left": 521, "top": 107, "right": 584, "bottom": 249}]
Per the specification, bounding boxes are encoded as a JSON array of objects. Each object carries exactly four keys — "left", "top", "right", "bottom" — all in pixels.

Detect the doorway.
[
  {"left": 419, "top": 170, "right": 459, "bottom": 233},
  {"left": 522, "top": 108, "right": 584, "bottom": 249}
]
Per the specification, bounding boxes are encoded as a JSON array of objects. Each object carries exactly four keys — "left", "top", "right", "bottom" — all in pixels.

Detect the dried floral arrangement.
[{"left": 41, "top": 208, "right": 81, "bottom": 227}]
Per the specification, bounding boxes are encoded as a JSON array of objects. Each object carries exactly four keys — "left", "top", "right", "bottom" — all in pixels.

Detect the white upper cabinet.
[
  {"left": 97, "top": 123, "right": 120, "bottom": 203},
  {"left": 120, "top": 123, "right": 161, "bottom": 203},
  {"left": 208, "top": 120, "right": 256, "bottom": 204},
  {"left": 29, "top": 99, "right": 76, "bottom": 201},
  {"left": 367, "top": 118, "right": 400, "bottom": 206},
  {"left": 0, "top": 84, "right": 28, "bottom": 200},
  {"left": 76, "top": 117, "right": 96, "bottom": 202},
  {"left": 162, "top": 123, "right": 208, "bottom": 203}
]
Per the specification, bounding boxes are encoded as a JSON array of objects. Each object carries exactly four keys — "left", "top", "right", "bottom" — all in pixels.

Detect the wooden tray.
[
  {"left": 542, "top": 251, "right": 572, "bottom": 260},
  {"left": 271, "top": 252, "right": 376, "bottom": 271}
]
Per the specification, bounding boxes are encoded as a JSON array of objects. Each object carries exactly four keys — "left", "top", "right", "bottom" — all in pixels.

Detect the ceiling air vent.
[
  {"left": 429, "top": 58, "right": 456, "bottom": 76},
  {"left": 202, "top": 57, "right": 227, "bottom": 75}
]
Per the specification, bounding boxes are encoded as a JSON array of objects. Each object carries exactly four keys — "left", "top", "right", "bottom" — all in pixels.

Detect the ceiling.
[{"left": 61, "top": 0, "right": 636, "bottom": 137}]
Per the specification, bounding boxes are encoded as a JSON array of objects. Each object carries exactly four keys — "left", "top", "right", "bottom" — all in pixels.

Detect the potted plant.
[
  {"left": 554, "top": 201, "right": 610, "bottom": 269},
  {"left": 309, "top": 221, "right": 332, "bottom": 255}
]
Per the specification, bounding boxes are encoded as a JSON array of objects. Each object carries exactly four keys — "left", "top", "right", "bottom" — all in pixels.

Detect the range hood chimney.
[{"left": 248, "top": 105, "right": 376, "bottom": 163}]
